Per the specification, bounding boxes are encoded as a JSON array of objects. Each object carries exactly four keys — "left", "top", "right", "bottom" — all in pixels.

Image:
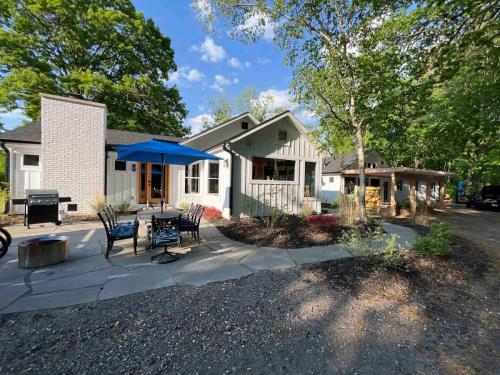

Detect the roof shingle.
[{"left": 0, "top": 122, "right": 183, "bottom": 145}]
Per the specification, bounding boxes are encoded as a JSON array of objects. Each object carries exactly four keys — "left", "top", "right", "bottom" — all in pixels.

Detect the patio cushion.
[
  {"left": 180, "top": 218, "right": 196, "bottom": 230},
  {"left": 110, "top": 224, "right": 136, "bottom": 239},
  {"left": 153, "top": 230, "right": 179, "bottom": 245}
]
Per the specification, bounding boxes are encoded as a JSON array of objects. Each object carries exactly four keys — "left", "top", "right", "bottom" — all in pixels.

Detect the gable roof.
[
  {"left": 0, "top": 122, "right": 183, "bottom": 146},
  {"left": 181, "top": 112, "right": 259, "bottom": 145},
  {"left": 322, "top": 150, "right": 380, "bottom": 174}
]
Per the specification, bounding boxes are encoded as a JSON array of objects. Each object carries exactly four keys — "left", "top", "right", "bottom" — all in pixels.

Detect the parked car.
[{"left": 466, "top": 185, "right": 500, "bottom": 211}]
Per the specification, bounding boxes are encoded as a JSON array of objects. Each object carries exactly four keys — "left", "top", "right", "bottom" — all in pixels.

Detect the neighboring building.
[
  {"left": 0, "top": 93, "right": 322, "bottom": 218},
  {"left": 321, "top": 150, "right": 451, "bottom": 214}
]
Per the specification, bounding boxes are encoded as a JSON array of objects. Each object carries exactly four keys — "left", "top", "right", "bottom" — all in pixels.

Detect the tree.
[
  {"left": 202, "top": 93, "right": 233, "bottom": 129},
  {"left": 195, "top": 0, "right": 414, "bottom": 222},
  {"left": 0, "top": 0, "right": 188, "bottom": 136},
  {"left": 366, "top": 0, "right": 500, "bottom": 191},
  {"left": 235, "top": 86, "right": 285, "bottom": 122},
  {"left": 203, "top": 86, "right": 286, "bottom": 128}
]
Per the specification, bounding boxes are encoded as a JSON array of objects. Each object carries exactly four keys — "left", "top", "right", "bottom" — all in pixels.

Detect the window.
[
  {"left": 304, "top": 162, "right": 316, "bottom": 197},
  {"left": 278, "top": 130, "right": 288, "bottom": 142},
  {"left": 365, "top": 162, "right": 377, "bottom": 169},
  {"left": 397, "top": 179, "right": 403, "bottom": 191},
  {"left": 252, "top": 157, "right": 295, "bottom": 181},
  {"left": 370, "top": 178, "right": 380, "bottom": 187},
  {"left": 185, "top": 163, "right": 200, "bottom": 194},
  {"left": 114, "top": 160, "right": 126, "bottom": 171},
  {"left": 329, "top": 176, "right": 334, "bottom": 183},
  {"left": 241, "top": 121, "right": 249, "bottom": 130},
  {"left": 23, "top": 154, "right": 39, "bottom": 167},
  {"left": 208, "top": 162, "right": 219, "bottom": 194}
]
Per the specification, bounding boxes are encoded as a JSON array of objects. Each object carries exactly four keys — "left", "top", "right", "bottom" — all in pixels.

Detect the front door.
[{"left": 137, "top": 163, "right": 168, "bottom": 204}]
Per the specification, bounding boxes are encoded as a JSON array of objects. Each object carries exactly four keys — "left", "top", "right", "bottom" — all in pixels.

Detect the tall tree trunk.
[{"left": 355, "top": 123, "right": 367, "bottom": 223}]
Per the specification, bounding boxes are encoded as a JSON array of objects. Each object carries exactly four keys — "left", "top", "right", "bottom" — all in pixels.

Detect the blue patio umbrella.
[{"left": 114, "top": 139, "right": 220, "bottom": 213}]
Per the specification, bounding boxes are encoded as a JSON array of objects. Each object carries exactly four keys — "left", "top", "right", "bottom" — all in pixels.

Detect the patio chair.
[
  {"left": 0, "top": 227, "right": 12, "bottom": 259},
  {"left": 106, "top": 205, "right": 136, "bottom": 227},
  {"left": 150, "top": 214, "right": 181, "bottom": 264},
  {"left": 180, "top": 205, "right": 205, "bottom": 242},
  {"left": 97, "top": 210, "right": 139, "bottom": 258},
  {"left": 183, "top": 203, "right": 197, "bottom": 220}
]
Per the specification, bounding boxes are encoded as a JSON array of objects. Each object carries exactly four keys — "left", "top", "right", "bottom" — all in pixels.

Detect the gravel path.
[{"left": 1, "top": 236, "right": 498, "bottom": 375}]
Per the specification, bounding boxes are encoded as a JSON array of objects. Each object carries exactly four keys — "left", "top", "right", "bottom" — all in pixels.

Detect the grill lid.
[{"left": 26, "top": 189, "right": 59, "bottom": 198}]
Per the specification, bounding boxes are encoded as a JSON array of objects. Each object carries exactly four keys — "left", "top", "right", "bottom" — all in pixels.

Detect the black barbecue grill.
[{"left": 12, "top": 190, "right": 72, "bottom": 228}]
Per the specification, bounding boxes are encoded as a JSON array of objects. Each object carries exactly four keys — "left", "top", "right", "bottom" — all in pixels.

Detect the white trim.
[{"left": 40, "top": 93, "right": 107, "bottom": 109}]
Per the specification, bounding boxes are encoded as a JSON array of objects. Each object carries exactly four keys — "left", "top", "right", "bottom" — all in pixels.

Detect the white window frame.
[
  {"left": 20, "top": 153, "right": 40, "bottom": 171},
  {"left": 185, "top": 162, "right": 200, "bottom": 194},
  {"left": 207, "top": 161, "right": 219, "bottom": 195}
]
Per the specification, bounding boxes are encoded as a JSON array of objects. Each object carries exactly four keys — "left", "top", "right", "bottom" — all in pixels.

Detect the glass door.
[{"left": 137, "top": 163, "right": 168, "bottom": 204}]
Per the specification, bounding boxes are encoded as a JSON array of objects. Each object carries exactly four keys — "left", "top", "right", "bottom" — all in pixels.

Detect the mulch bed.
[{"left": 217, "top": 215, "right": 379, "bottom": 248}]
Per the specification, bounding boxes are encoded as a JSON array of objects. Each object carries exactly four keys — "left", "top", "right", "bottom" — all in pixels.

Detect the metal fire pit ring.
[{"left": 18, "top": 236, "right": 70, "bottom": 269}]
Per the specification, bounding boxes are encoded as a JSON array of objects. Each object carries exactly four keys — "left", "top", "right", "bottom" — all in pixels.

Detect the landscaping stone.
[{"left": 288, "top": 244, "right": 351, "bottom": 265}]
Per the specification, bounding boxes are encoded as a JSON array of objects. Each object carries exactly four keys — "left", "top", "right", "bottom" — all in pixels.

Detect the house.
[
  {"left": 322, "top": 150, "right": 452, "bottom": 215},
  {"left": 0, "top": 93, "right": 322, "bottom": 218}
]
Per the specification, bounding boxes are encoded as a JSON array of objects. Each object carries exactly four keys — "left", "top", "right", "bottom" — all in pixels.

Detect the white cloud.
[
  {"left": 191, "top": 36, "right": 226, "bottom": 63},
  {"left": 185, "top": 113, "right": 213, "bottom": 135},
  {"left": 228, "top": 57, "right": 251, "bottom": 68},
  {"left": 185, "top": 68, "right": 204, "bottom": 82},
  {"left": 258, "top": 88, "right": 296, "bottom": 111},
  {"left": 0, "top": 108, "right": 28, "bottom": 121},
  {"left": 210, "top": 74, "right": 239, "bottom": 92},
  {"left": 169, "top": 66, "right": 205, "bottom": 84},
  {"left": 235, "top": 12, "right": 275, "bottom": 42},
  {"left": 257, "top": 57, "right": 271, "bottom": 65}
]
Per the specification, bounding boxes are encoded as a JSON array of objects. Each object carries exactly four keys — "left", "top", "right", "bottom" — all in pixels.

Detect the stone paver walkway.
[{"left": 0, "top": 220, "right": 416, "bottom": 314}]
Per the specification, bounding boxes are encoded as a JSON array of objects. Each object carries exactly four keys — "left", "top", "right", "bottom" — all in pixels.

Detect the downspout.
[
  {"left": 222, "top": 141, "right": 235, "bottom": 217},
  {"left": 0, "top": 141, "right": 10, "bottom": 214}
]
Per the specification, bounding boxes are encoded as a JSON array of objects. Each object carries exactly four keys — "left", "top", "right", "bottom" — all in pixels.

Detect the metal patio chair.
[
  {"left": 97, "top": 210, "right": 138, "bottom": 258},
  {"left": 150, "top": 214, "right": 181, "bottom": 264}
]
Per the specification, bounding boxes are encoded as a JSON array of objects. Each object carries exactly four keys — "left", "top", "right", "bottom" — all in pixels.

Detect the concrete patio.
[{"left": 0, "top": 220, "right": 416, "bottom": 314}]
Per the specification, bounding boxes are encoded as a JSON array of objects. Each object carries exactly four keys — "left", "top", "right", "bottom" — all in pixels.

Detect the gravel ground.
[{"left": 0, "top": 237, "right": 498, "bottom": 374}]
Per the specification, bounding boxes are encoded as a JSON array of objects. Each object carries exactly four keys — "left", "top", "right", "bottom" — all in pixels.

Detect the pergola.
[{"left": 343, "top": 167, "right": 453, "bottom": 216}]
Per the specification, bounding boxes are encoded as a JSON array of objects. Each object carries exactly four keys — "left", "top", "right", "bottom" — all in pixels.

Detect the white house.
[{"left": 0, "top": 93, "right": 322, "bottom": 218}]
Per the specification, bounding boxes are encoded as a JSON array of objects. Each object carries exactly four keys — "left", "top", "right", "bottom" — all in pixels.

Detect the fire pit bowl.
[{"left": 18, "top": 236, "right": 69, "bottom": 269}]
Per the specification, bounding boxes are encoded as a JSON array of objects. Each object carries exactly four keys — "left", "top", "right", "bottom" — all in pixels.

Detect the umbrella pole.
[{"left": 161, "top": 154, "right": 164, "bottom": 214}]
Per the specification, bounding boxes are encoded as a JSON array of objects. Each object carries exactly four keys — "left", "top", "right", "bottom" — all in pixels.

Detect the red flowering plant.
[
  {"left": 306, "top": 215, "right": 338, "bottom": 231},
  {"left": 203, "top": 206, "right": 222, "bottom": 222}
]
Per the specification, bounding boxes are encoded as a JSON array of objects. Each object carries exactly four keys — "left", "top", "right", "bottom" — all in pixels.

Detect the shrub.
[
  {"left": 307, "top": 215, "right": 338, "bottom": 231},
  {"left": 117, "top": 201, "right": 131, "bottom": 213},
  {"left": 203, "top": 206, "right": 222, "bottom": 222},
  {"left": 90, "top": 195, "right": 106, "bottom": 214},
  {"left": 380, "top": 234, "right": 408, "bottom": 271},
  {"left": 399, "top": 199, "right": 411, "bottom": 209},
  {"left": 340, "top": 226, "right": 408, "bottom": 271},
  {"left": 178, "top": 201, "right": 190, "bottom": 213},
  {"left": 300, "top": 201, "right": 314, "bottom": 217},
  {"left": 414, "top": 222, "right": 453, "bottom": 256}
]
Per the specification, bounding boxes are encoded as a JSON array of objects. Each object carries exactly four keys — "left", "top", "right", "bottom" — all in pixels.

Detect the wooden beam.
[
  {"left": 390, "top": 172, "right": 397, "bottom": 216},
  {"left": 409, "top": 177, "right": 417, "bottom": 217}
]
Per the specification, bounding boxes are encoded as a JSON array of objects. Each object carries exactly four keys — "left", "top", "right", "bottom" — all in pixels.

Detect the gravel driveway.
[{"left": 1, "top": 234, "right": 498, "bottom": 375}]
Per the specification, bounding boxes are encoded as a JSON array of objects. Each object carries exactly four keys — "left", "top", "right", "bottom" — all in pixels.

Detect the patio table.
[{"left": 137, "top": 208, "right": 181, "bottom": 221}]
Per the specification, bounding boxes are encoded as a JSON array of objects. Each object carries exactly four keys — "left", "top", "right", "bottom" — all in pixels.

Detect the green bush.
[
  {"left": 117, "top": 201, "right": 131, "bottom": 213},
  {"left": 178, "top": 201, "right": 190, "bottom": 213},
  {"left": 414, "top": 222, "right": 453, "bottom": 256},
  {"left": 340, "top": 226, "right": 408, "bottom": 271}
]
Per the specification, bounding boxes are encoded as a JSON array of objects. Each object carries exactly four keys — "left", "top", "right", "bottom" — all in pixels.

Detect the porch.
[{"left": 343, "top": 167, "right": 453, "bottom": 216}]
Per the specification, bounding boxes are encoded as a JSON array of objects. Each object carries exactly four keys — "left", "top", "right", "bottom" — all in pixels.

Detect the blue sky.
[{"left": 1, "top": 0, "right": 313, "bottom": 134}]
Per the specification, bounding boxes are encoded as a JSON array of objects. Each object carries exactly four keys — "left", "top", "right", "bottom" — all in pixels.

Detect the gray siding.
[{"left": 231, "top": 117, "right": 321, "bottom": 217}]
